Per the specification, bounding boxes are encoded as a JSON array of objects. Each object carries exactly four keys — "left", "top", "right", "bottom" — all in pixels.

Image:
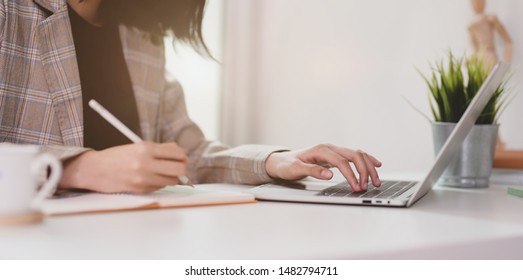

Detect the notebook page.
[
  {"left": 41, "top": 185, "right": 255, "bottom": 216},
  {"left": 41, "top": 193, "right": 158, "bottom": 216},
  {"left": 146, "top": 185, "right": 256, "bottom": 208}
]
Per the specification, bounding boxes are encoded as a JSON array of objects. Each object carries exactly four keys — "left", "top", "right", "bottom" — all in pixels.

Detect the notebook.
[
  {"left": 249, "top": 62, "right": 510, "bottom": 208},
  {"left": 42, "top": 185, "right": 256, "bottom": 216}
]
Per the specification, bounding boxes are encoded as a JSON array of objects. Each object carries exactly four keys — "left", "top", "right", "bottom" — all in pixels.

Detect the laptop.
[{"left": 249, "top": 62, "right": 509, "bottom": 207}]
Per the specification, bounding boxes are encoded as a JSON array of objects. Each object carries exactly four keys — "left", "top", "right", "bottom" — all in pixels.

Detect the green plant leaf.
[{"left": 418, "top": 51, "right": 510, "bottom": 124}]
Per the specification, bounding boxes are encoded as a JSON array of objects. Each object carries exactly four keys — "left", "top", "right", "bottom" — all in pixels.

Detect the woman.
[{"left": 0, "top": 0, "right": 381, "bottom": 194}]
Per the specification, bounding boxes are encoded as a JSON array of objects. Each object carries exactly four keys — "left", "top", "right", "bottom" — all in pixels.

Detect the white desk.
[{"left": 1, "top": 176, "right": 523, "bottom": 259}]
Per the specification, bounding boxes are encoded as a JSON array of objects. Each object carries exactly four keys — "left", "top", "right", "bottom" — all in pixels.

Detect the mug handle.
[{"left": 30, "top": 153, "right": 62, "bottom": 209}]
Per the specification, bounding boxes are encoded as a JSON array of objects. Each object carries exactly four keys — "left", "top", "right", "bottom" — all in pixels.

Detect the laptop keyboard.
[{"left": 317, "top": 180, "right": 417, "bottom": 199}]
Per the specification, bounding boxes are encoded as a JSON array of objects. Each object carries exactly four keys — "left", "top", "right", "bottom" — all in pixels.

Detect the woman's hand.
[
  {"left": 265, "top": 144, "right": 381, "bottom": 192},
  {"left": 60, "top": 142, "right": 188, "bottom": 194}
]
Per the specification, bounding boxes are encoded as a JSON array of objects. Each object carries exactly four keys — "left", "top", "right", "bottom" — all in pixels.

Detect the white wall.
[
  {"left": 165, "top": 0, "right": 223, "bottom": 140},
  {"left": 222, "top": 0, "right": 523, "bottom": 174}
]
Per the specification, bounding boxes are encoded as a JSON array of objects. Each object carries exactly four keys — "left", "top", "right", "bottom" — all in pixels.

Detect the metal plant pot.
[{"left": 432, "top": 122, "right": 499, "bottom": 188}]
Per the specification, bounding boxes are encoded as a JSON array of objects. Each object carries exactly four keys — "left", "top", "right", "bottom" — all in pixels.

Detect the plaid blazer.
[{"left": 0, "top": 0, "right": 284, "bottom": 184}]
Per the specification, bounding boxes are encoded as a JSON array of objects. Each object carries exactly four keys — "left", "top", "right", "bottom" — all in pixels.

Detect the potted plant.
[{"left": 419, "top": 52, "right": 509, "bottom": 188}]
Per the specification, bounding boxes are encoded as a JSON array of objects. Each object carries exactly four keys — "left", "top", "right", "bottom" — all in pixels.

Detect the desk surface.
[{"left": 1, "top": 174, "right": 523, "bottom": 259}]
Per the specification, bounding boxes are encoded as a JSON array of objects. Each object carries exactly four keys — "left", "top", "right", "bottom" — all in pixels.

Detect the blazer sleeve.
[{"left": 158, "top": 81, "right": 288, "bottom": 185}]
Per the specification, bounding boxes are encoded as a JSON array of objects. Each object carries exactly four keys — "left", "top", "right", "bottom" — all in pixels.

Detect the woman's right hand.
[{"left": 59, "top": 142, "right": 188, "bottom": 194}]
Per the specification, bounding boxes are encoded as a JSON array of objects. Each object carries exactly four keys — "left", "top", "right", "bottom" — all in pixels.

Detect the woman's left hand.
[{"left": 265, "top": 144, "right": 381, "bottom": 192}]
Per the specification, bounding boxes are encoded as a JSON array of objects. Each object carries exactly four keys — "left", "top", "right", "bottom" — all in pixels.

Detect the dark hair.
[{"left": 100, "top": 0, "right": 209, "bottom": 55}]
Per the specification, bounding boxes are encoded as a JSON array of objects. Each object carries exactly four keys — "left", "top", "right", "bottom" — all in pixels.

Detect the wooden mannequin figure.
[
  {"left": 469, "top": 0, "right": 513, "bottom": 70},
  {"left": 469, "top": 0, "right": 523, "bottom": 168}
]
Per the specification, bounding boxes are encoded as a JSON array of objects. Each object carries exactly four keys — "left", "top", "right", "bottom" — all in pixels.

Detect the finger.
[
  {"left": 367, "top": 154, "right": 382, "bottom": 167},
  {"left": 345, "top": 151, "right": 370, "bottom": 190},
  {"left": 140, "top": 184, "right": 170, "bottom": 195},
  {"left": 123, "top": 173, "right": 180, "bottom": 194},
  {"left": 329, "top": 146, "right": 381, "bottom": 189},
  {"left": 147, "top": 159, "right": 187, "bottom": 178},
  {"left": 151, "top": 142, "right": 188, "bottom": 161},
  {"left": 150, "top": 174, "right": 180, "bottom": 187},
  {"left": 309, "top": 147, "right": 361, "bottom": 192},
  {"left": 326, "top": 146, "right": 369, "bottom": 190},
  {"left": 363, "top": 153, "right": 381, "bottom": 187},
  {"left": 292, "top": 161, "right": 333, "bottom": 180},
  {"left": 329, "top": 145, "right": 382, "bottom": 168},
  {"left": 340, "top": 162, "right": 360, "bottom": 192},
  {"left": 142, "top": 174, "right": 180, "bottom": 190}
]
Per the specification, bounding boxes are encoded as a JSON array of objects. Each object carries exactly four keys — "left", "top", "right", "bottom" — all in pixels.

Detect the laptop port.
[
  {"left": 362, "top": 200, "right": 372, "bottom": 204},
  {"left": 376, "top": 200, "right": 382, "bottom": 204}
]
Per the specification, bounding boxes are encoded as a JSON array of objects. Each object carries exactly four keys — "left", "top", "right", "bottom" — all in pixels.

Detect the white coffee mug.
[{"left": 0, "top": 144, "right": 62, "bottom": 222}]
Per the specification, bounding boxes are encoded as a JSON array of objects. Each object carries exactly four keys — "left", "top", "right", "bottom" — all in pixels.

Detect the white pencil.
[{"left": 88, "top": 99, "right": 193, "bottom": 187}]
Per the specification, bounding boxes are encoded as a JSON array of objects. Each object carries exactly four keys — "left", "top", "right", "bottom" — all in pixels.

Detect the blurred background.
[{"left": 165, "top": 0, "right": 523, "bottom": 175}]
